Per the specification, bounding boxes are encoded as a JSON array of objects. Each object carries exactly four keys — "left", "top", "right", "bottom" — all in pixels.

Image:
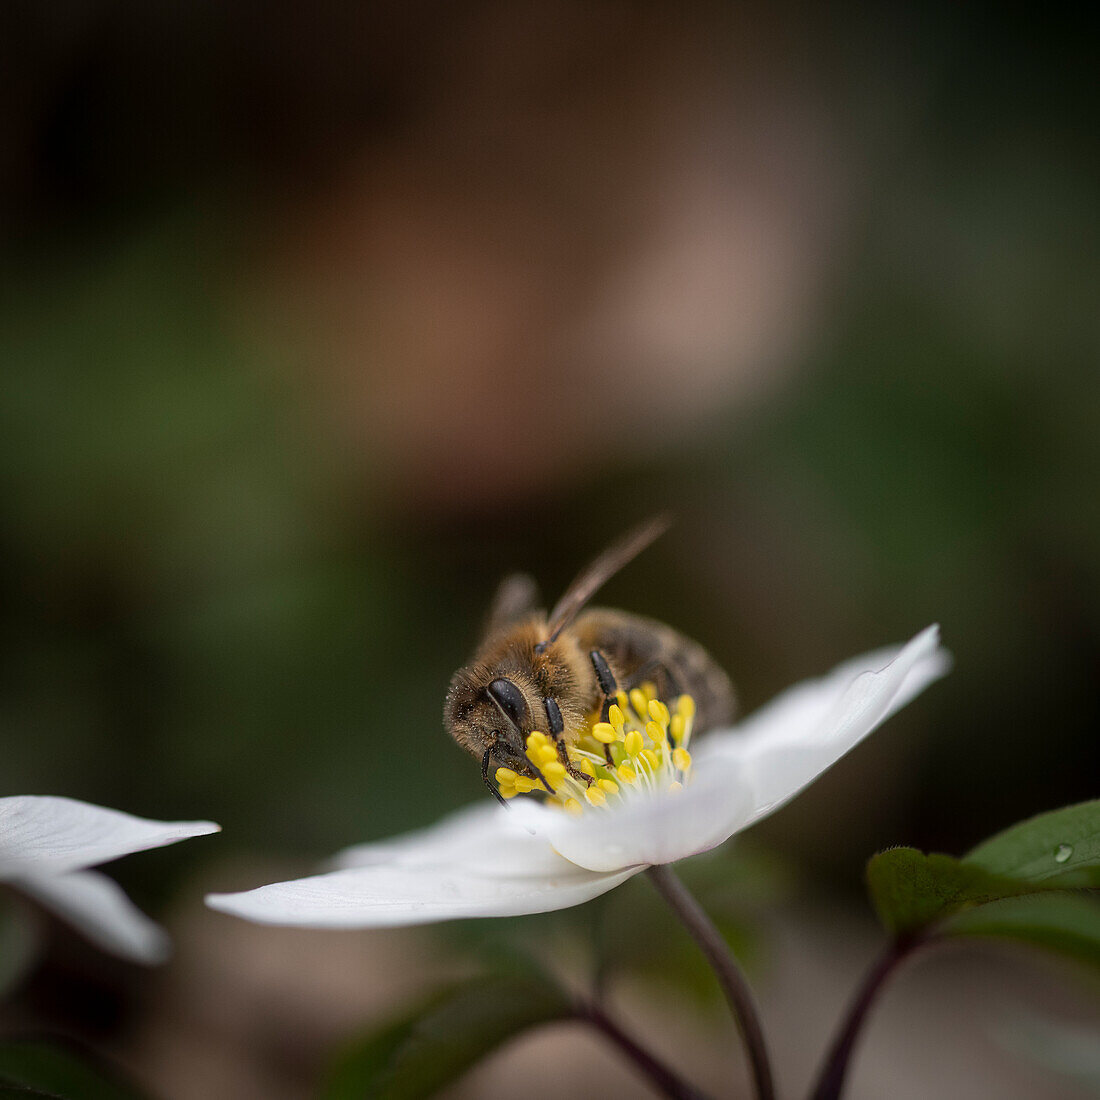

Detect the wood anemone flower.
[{"left": 207, "top": 627, "right": 948, "bottom": 928}]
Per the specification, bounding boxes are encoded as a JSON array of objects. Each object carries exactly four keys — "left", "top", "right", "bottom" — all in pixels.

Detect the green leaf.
[
  {"left": 0, "top": 1041, "right": 145, "bottom": 1100},
  {"left": 322, "top": 975, "right": 573, "bottom": 1100},
  {"left": 946, "top": 893, "right": 1100, "bottom": 971},
  {"left": 964, "top": 800, "right": 1100, "bottom": 887},
  {"left": 865, "top": 848, "right": 1022, "bottom": 935},
  {"left": 866, "top": 801, "right": 1100, "bottom": 935}
]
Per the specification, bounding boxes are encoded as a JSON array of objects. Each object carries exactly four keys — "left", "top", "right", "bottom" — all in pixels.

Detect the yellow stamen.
[
  {"left": 534, "top": 744, "right": 558, "bottom": 766},
  {"left": 542, "top": 761, "right": 567, "bottom": 785},
  {"left": 593, "top": 722, "right": 619, "bottom": 744},
  {"left": 491, "top": 682, "right": 701, "bottom": 816},
  {"left": 640, "top": 680, "right": 658, "bottom": 701},
  {"left": 647, "top": 699, "right": 670, "bottom": 727}
]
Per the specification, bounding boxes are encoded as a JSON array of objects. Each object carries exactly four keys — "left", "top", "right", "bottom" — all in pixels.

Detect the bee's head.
[{"left": 444, "top": 669, "right": 541, "bottom": 772}]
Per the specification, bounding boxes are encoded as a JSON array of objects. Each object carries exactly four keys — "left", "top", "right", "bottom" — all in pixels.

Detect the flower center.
[{"left": 494, "top": 684, "right": 697, "bottom": 814}]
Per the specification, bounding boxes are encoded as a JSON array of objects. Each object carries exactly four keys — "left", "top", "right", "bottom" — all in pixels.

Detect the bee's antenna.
[{"left": 540, "top": 514, "right": 672, "bottom": 650}]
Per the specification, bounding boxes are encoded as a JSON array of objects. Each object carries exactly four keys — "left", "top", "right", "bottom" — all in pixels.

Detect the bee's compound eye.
[{"left": 486, "top": 678, "right": 529, "bottom": 730}]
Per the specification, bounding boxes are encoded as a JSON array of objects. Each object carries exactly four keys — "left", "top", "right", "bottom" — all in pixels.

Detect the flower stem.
[
  {"left": 578, "top": 999, "right": 711, "bottom": 1100},
  {"left": 808, "top": 933, "right": 925, "bottom": 1100},
  {"left": 646, "top": 865, "right": 775, "bottom": 1100}
]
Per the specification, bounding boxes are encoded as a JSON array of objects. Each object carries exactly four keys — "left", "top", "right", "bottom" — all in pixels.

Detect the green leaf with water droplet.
[
  {"left": 963, "top": 800, "right": 1100, "bottom": 887},
  {"left": 321, "top": 975, "right": 574, "bottom": 1100},
  {"left": 946, "top": 893, "right": 1100, "bottom": 971},
  {"left": 866, "top": 801, "right": 1100, "bottom": 936}
]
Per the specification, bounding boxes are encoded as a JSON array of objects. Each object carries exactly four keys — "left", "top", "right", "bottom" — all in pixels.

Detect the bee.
[{"left": 444, "top": 517, "right": 736, "bottom": 804}]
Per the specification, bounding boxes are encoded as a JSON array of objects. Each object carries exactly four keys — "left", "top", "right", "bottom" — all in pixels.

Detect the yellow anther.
[
  {"left": 526, "top": 731, "right": 549, "bottom": 751},
  {"left": 608, "top": 704, "right": 625, "bottom": 732},
  {"left": 623, "top": 729, "right": 644, "bottom": 757},
  {"left": 645, "top": 720, "right": 667, "bottom": 744},
  {"left": 542, "top": 761, "right": 567, "bottom": 785},
  {"left": 669, "top": 780, "right": 683, "bottom": 792},
  {"left": 514, "top": 776, "right": 539, "bottom": 793},
  {"left": 598, "top": 778, "right": 619, "bottom": 795},
  {"left": 670, "top": 714, "right": 685, "bottom": 743},
  {"left": 578, "top": 757, "right": 597, "bottom": 777},
  {"left": 640, "top": 748, "right": 661, "bottom": 770},
  {"left": 640, "top": 681, "right": 658, "bottom": 701},
  {"left": 647, "top": 699, "right": 670, "bottom": 727},
  {"left": 615, "top": 689, "right": 629, "bottom": 710},
  {"left": 563, "top": 797, "right": 583, "bottom": 816},
  {"left": 535, "top": 744, "right": 559, "bottom": 765},
  {"left": 629, "top": 688, "right": 649, "bottom": 718},
  {"left": 593, "top": 722, "right": 619, "bottom": 744},
  {"left": 616, "top": 764, "right": 637, "bottom": 783},
  {"left": 677, "top": 695, "right": 696, "bottom": 720},
  {"left": 672, "top": 747, "right": 693, "bottom": 771},
  {"left": 585, "top": 787, "right": 607, "bottom": 807},
  {"left": 500, "top": 787, "right": 518, "bottom": 799},
  {"left": 495, "top": 767, "right": 518, "bottom": 785}
]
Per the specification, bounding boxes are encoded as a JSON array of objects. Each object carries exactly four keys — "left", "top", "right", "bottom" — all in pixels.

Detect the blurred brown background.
[{"left": 1, "top": 1, "right": 1097, "bottom": 1097}]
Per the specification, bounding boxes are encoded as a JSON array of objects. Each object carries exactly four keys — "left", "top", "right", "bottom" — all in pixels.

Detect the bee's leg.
[
  {"left": 482, "top": 749, "right": 509, "bottom": 809},
  {"left": 544, "top": 697, "right": 593, "bottom": 786},
  {"left": 589, "top": 650, "right": 619, "bottom": 766}
]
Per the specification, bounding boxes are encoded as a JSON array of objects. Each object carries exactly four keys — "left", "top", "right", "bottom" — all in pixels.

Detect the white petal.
[
  {"left": 15, "top": 870, "right": 171, "bottom": 964},
  {"left": 0, "top": 796, "right": 220, "bottom": 879},
  {"left": 533, "top": 766, "right": 754, "bottom": 873},
  {"left": 332, "top": 801, "right": 562, "bottom": 875},
  {"left": 206, "top": 859, "right": 637, "bottom": 928},
  {"left": 696, "top": 624, "right": 949, "bottom": 828}
]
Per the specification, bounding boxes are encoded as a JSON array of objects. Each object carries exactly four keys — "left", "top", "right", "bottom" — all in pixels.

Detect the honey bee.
[{"left": 444, "top": 517, "right": 736, "bottom": 804}]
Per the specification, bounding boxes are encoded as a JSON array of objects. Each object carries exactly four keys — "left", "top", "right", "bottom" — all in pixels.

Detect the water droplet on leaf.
[{"left": 1054, "top": 844, "right": 1073, "bottom": 863}]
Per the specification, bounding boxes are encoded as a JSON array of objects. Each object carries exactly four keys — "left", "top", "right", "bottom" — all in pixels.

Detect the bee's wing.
[
  {"left": 484, "top": 572, "right": 541, "bottom": 636},
  {"left": 545, "top": 514, "right": 672, "bottom": 645}
]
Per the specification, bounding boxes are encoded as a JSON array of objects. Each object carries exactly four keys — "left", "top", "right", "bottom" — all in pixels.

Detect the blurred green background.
[{"left": 1, "top": 2, "right": 1097, "bottom": 1096}]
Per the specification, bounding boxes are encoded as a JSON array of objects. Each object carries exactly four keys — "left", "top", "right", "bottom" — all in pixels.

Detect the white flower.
[
  {"left": 206, "top": 626, "right": 948, "bottom": 929},
  {"left": 0, "top": 796, "right": 220, "bottom": 963}
]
